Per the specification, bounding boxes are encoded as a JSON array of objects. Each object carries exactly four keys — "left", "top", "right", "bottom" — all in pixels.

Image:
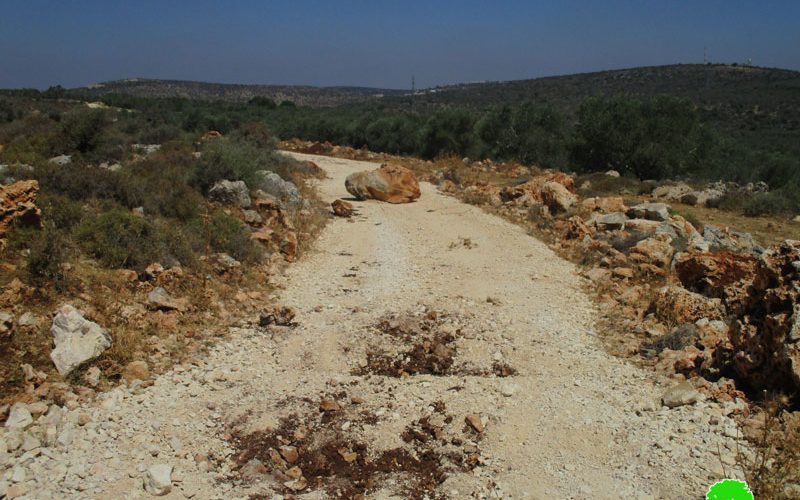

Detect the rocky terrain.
[{"left": 0, "top": 153, "right": 764, "bottom": 499}]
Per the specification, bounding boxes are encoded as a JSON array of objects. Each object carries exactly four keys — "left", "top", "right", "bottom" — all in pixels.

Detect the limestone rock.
[
  {"left": 147, "top": 287, "right": 189, "bottom": 312},
  {"left": 4, "top": 404, "right": 33, "bottom": 429},
  {"left": 143, "top": 464, "right": 172, "bottom": 496},
  {"left": 662, "top": 381, "right": 700, "bottom": 408},
  {"left": 208, "top": 180, "right": 251, "bottom": 208},
  {"left": 0, "top": 180, "right": 42, "bottom": 236},
  {"left": 627, "top": 202, "right": 670, "bottom": 222},
  {"left": 345, "top": 164, "right": 420, "bottom": 204},
  {"left": 331, "top": 199, "right": 354, "bottom": 217},
  {"left": 254, "top": 171, "right": 301, "bottom": 208},
  {"left": 540, "top": 181, "right": 577, "bottom": 213},
  {"left": 651, "top": 286, "right": 725, "bottom": 324},
  {"left": 50, "top": 305, "right": 112, "bottom": 376}
]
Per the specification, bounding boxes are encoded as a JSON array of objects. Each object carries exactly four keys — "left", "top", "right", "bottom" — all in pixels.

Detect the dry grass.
[{"left": 731, "top": 396, "right": 800, "bottom": 498}]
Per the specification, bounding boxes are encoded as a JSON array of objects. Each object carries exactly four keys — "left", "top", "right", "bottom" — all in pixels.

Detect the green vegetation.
[
  {"left": 2, "top": 62, "right": 799, "bottom": 225},
  {"left": 0, "top": 95, "right": 308, "bottom": 282}
]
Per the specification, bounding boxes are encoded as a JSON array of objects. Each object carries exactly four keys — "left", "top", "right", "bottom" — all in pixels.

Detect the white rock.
[
  {"left": 11, "top": 466, "right": 26, "bottom": 483},
  {"left": 143, "top": 464, "right": 172, "bottom": 496},
  {"left": 499, "top": 383, "right": 518, "bottom": 397},
  {"left": 5, "top": 404, "right": 33, "bottom": 430},
  {"left": 50, "top": 305, "right": 112, "bottom": 376},
  {"left": 84, "top": 366, "right": 101, "bottom": 387},
  {"left": 661, "top": 381, "right": 699, "bottom": 408}
]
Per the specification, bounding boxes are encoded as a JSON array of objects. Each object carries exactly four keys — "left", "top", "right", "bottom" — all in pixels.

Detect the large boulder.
[
  {"left": 253, "top": 171, "right": 301, "bottom": 208},
  {"left": 345, "top": 164, "right": 420, "bottom": 204},
  {"left": 208, "top": 180, "right": 251, "bottom": 208},
  {"left": 0, "top": 180, "right": 42, "bottom": 237},
  {"left": 50, "top": 305, "right": 112, "bottom": 376}
]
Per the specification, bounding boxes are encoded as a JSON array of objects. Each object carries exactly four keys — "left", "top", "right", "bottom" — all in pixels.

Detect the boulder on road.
[
  {"left": 50, "top": 305, "right": 112, "bottom": 376},
  {"left": 208, "top": 180, "right": 251, "bottom": 208},
  {"left": 345, "top": 164, "right": 420, "bottom": 204}
]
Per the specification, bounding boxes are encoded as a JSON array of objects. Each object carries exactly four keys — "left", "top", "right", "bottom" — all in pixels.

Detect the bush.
[
  {"left": 193, "top": 138, "right": 273, "bottom": 192},
  {"left": 26, "top": 224, "right": 70, "bottom": 291},
  {"left": 742, "top": 192, "right": 791, "bottom": 217},
  {"left": 38, "top": 193, "right": 84, "bottom": 230},
  {"left": 642, "top": 324, "right": 698, "bottom": 354},
  {"left": 75, "top": 208, "right": 194, "bottom": 270},
  {"left": 188, "top": 209, "right": 262, "bottom": 263}
]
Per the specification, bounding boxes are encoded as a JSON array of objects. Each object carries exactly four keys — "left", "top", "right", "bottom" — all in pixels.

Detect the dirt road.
[{"left": 11, "top": 153, "right": 744, "bottom": 499}]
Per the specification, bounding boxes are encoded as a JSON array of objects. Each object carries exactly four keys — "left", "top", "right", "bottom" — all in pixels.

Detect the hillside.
[{"left": 79, "top": 78, "right": 403, "bottom": 107}]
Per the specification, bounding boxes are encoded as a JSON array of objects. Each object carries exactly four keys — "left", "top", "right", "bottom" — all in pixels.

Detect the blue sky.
[{"left": 1, "top": 0, "right": 798, "bottom": 89}]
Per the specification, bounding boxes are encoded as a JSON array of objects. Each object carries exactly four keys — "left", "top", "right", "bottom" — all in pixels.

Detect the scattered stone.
[
  {"left": 5, "top": 404, "right": 33, "bottom": 429},
  {"left": 594, "top": 212, "right": 627, "bottom": 231},
  {"left": 319, "top": 399, "right": 340, "bottom": 412},
  {"left": 146, "top": 287, "right": 189, "bottom": 313},
  {"left": 259, "top": 305, "right": 296, "bottom": 327},
  {"left": 279, "top": 445, "right": 299, "bottom": 464},
  {"left": 627, "top": 202, "right": 670, "bottom": 222},
  {"left": 143, "top": 464, "right": 172, "bottom": 496},
  {"left": 465, "top": 414, "right": 484, "bottom": 433},
  {"left": 662, "top": 381, "right": 700, "bottom": 408},
  {"left": 605, "top": 170, "right": 620, "bottom": 177},
  {"left": 50, "top": 305, "right": 112, "bottom": 376},
  {"left": 331, "top": 199, "right": 354, "bottom": 217},
  {"left": 0, "top": 312, "right": 13, "bottom": 337},
  {"left": 84, "top": 366, "right": 101, "bottom": 387}
]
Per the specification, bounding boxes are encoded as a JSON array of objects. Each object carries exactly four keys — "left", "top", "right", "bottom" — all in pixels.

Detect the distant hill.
[
  {"left": 75, "top": 65, "right": 800, "bottom": 155},
  {"left": 393, "top": 64, "right": 800, "bottom": 157},
  {"left": 77, "top": 78, "right": 403, "bottom": 107},
  {"left": 400, "top": 63, "right": 800, "bottom": 113}
]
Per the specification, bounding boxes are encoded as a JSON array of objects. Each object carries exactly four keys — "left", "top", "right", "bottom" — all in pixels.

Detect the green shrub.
[
  {"left": 188, "top": 209, "right": 262, "bottom": 263},
  {"left": 26, "top": 224, "right": 70, "bottom": 291},
  {"left": 193, "top": 138, "right": 272, "bottom": 191},
  {"left": 742, "top": 192, "right": 791, "bottom": 217},
  {"left": 75, "top": 208, "right": 194, "bottom": 270},
  {"left": 38, "top": 193, "right": 84, "bottom": 230}
]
